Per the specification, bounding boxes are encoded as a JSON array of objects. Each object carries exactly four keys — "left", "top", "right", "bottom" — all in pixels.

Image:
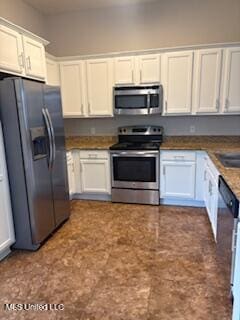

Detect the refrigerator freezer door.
[
  {"left": 15, "top": 79, "right": 56, "bottom": 244},
  {"left": 44, "top": 85, "right": 70, "bottom": 227}
]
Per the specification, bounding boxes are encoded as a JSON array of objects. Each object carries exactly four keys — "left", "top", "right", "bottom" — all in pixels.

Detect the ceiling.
[{"left": 24, "top": 0, "right": 158, "bottom": 15}]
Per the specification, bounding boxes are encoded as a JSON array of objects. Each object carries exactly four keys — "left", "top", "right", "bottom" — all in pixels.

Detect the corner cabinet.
[
  {"left": 86, "top": 59, "right": 113, "bottom": 117},
  {"left": 162, "top": 51, "right": 193, "bottom": 114},
  {"left": 222, "top": 47, "right": 240, "bottom": 113},
  {"left": 160, "top": 151, "right": 196, "bottom": 199},
  {"left": 0, "top": 19, "right": 47, "bottom": 81},
  {"left": 0, "top": 123, "right": 15, "bottom": 260},
  {"left": 46, "top": 58, "right": 60, "bottom": 86}
]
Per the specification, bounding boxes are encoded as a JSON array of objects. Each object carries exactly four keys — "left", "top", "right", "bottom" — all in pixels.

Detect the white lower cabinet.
[
  {"left": 67, "top": 150, "right": 111, "bottom": 198},
  {"left": 0, "top": 123, "right": 15, "bottom": 260},
  {"left": 160, "top": 151, "right": 196, "bottom": 199},
  {"left": 203, "top": 155, "right": 219, "bottom": 240},
  {"left": 66, "top": 151, "right": 75, "bottom": 197}
]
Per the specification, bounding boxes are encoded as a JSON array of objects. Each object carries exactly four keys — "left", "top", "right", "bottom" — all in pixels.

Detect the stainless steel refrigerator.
[{"left": 0, "top": 78, "right": 70, "bottom": 250}]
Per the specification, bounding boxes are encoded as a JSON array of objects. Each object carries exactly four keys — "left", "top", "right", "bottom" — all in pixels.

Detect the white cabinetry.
[
  {"left": 233, "top": 222, "right": 240, "bottom": 320},
  {"left": 222, "top": 47, "right": 240, "bottom": 113},
  {"left": 79, "top": 151, "right": 111, "bottom": 194},
  {"left": 114, "top": 56, "right": 135, "bottom": 85},
  {"left": 138, "top": 54, "right": 161, "bottom": 84},
  {"left": 163, "top": 51, "right": 193, "bottom": 114},
  {"left": 114, "top": 54, "right": 161, "bottom": 85},
  {"left": 22, "top": 36, "right": 46, "bottom": 79},
  {"left": 66, "top": 151, "right": 75, "bottom": 197},
  {"left": 86, "top": 59, "right": 113, "bottom": 116},
  {"left": 203, "top": 155, "right": 219, "bottom": 240},
  {"left": 194, "top": 49, "right": 222, "bottom": 114},
  {"left": 46, "top": 58, "right": 60, "bottom": 86},
  {"left": 60, "top": 61, "right": 86, "bottom": 117},
  {"left": 160, "top": 151, "right": 196, "bottom": 199},
  {"left": 0, "top": 20, "right": 47, "bottom": 81},
  {"left": 0, "top": 123, "right": 15, "bottom": 260},
  {"left": 0, "top": 24, "right": 24, "bottom": 75}
]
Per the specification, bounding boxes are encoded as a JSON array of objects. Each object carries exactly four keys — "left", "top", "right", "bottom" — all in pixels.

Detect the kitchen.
[{"left": 0, "top": 0, "right": 240, "bottom": 319}]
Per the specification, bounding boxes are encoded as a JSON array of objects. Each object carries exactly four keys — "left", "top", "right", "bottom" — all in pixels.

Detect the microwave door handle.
[{"left": 147, "top": 92, "right": 151, "bottom": 114}]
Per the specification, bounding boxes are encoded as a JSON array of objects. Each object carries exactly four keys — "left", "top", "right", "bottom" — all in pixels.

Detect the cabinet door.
[
  {"left": 22, "top": 36, "right": 46, "bottom": 79},
  {"left": 222, "top": 47, "right": 240, "bottom": 113},
  {"left": 232, "top": 222, "right": 240, "bottom": 320},
  {"left": 87, "top": 58, "right": 113, "bottom": 116},
  {"left": 138, "top": 54, "right": 161, "bottom": 84},
  {"left": 80, "top": 159, "right": 111, "bottom": 194},
  {"left": 66, "top": 152, "right": 75, "bottom": 196},
  {"left": 0, "top": 25, "right": 24, "bottom": 75},
  {"left": 161, "top": 161, "right": 196, "bottom": 199},
  {"left": 46, "top": 58, "right": 60, "bottom": 86},
  {"left": 163, "top": 51, "right": 193, "bottom": 114},
  {"left": 60, "top": 61, "right": 85, "bottom": 117},
  {"left": 114, "top": 56, "right": 135, "bottom": 85},
  {"left": 194, "top": 49, "right": 222, "bottom": 113},
  {"left": 0, "top": 125, "right": 15, "bottom": 257}
]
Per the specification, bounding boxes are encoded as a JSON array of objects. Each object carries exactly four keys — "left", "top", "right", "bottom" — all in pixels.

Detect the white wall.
[
  {"left": 0, "top": 0, "right": 47, "bottom": 38},
  {"left": 46, "top": 0, "right": 240, "bottom": 56},
  {"left": 64, "top": 115, "right": 240, "bottom": 136}
]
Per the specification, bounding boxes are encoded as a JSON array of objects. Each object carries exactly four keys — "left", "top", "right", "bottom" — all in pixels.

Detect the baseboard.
[
  {"left": 0, "top": 247, "right": 11, "bottom": 261},
  {"left": 160, "top": 198, "right": 205, "bottom": 208},
  {"left": 72, "top": 193, "right": 112, "bottom": 201}
]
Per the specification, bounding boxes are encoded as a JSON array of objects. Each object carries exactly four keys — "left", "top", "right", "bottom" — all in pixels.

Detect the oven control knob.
[
  {"left": 119, "top": 129, "right": 122, "bottom": 133},
  {"left": 158, "top": 129, "right": 161, "bottom": 132},
  {"left": 153, "top": 128, "right": 156, "bottom": 132},
  {"left": 123, "top": 129, "right": 126, "bottom": 132}
]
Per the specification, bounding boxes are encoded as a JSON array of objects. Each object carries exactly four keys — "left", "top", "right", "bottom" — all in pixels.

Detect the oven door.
[
  {"left": 114, "top": 88, "right": 161, "bottom": 115},
  {"left": 110, "top": 151, "right": 159, "bottom": 190}
]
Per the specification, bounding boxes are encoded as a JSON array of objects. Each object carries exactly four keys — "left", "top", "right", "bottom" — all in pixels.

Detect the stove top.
[{"left": 110, "top": 141, "right": 161, "bottom": 151}]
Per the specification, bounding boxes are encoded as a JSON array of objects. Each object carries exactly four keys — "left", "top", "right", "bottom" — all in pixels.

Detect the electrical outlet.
[
  {"left": 190, "top": 125, "right": 196, "bottom": 134},
  {"left": 90, "top": 127, "right": 96, "bottom": 135}
]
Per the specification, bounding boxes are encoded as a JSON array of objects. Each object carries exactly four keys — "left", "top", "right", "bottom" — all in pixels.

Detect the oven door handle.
[{"left": 111, "top": 151, "right": 159, "bottom": 157}]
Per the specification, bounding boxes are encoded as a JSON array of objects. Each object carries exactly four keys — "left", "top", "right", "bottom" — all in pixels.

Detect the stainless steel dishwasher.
[{"left": 217, "top": 176, "right": 239, "bottom": 298}]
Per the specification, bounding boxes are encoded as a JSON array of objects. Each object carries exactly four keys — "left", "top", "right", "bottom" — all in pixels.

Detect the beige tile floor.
[{"left": 0, "top": 201, "right": 232, "bottom": 320}]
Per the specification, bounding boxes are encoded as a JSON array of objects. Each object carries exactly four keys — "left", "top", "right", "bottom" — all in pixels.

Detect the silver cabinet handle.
[
  {"left": 0, "top": 174, "right": 3, "bottom": 182},
  {"left": 165, "top": 101, "right": 168, "bottom": 113},
  {"left": 131, "top": 70, "right": 134, "bottom": 83},
  {"left": 26, "top": 56, "right": 31, "bottom": 70},
  {"left": 18, "top": 53, "right": 24, "bottom": 68},
  {"left": 81, "top": 103, "right": 84, "bottom": 115},
  {"left": 204, "top": 170, "right": 207, "bottom": 181},
  {"left": 140, "top": 70, "right": 142, "bottom": 83},
  {"left": 216, "top": 98, "right": 220, "bottom": 111}
]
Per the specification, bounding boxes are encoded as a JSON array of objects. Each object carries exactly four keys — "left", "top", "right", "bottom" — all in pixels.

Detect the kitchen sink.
[{"left": 215, "top": 152, "right": 240, "bottom": 168}]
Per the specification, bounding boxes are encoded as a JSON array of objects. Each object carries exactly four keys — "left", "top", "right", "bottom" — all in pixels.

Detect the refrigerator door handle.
[
  {"left": 45, "top": 107, "right": 56, "bottom": 167},
  {"left": 42, "top": 108, "right": 53, "bottom": 169}
]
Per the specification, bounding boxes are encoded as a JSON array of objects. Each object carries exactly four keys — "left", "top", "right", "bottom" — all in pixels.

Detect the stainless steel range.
[{"left": 110, "top": 126, "right": 163, "bottom": 205}]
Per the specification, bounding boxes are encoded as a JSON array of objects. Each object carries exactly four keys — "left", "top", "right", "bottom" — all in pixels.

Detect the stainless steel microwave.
[{"left": 114, "top": 84, "right": 163, "bottom": 115}]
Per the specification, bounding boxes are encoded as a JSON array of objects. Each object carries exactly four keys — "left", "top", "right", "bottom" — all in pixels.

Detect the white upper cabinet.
[
  {"left": 46, "top": 58, "right": 60, "bottom": 86},
  {"left": 114, "top": 54, "right": 161, "bottom": 85},
  {"left": 163, "top": 51, "right": 193, "bottom": 114},
  {"left": 60, "top": 61, "right": 85, "bottom": 117},
  {"left": 86, "top": 58, "right": 113, "bottom": 116},
  {"left": 193, "top": 49, "right": 222, "bottom": 114},
  {"left": 137, "top": 54, "right": 161, "bottom": 84},
  {"left": 22, "top": 36, "right": 46, "bottom": 79},
  {"left": 222, "top": 47, "right": 240, "bottom": 113},
  {"left": 0, "top": 25, "right": 24, "bottom": 75},
  {"left": 114, "top": 56, "right": 135, "bottom": 85},
  {"left": 0, "top": 19, "right": 47, "bottom": 81}
]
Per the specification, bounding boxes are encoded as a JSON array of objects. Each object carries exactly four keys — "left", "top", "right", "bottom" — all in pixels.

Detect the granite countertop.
[
  {"left": 65, "top": 136, "right": 117, "bottom": 150},
  {"left": 65, "top": 135, "right": 240, "bottom": 200}
]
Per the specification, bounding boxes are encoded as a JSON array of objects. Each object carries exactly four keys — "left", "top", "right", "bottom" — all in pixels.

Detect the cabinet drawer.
[
  {"left": 161, "top": 151, "right": 196, "bottom": 162},
  {"left": 79, "top": 150, "right": 109, "bottom": 159}
]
